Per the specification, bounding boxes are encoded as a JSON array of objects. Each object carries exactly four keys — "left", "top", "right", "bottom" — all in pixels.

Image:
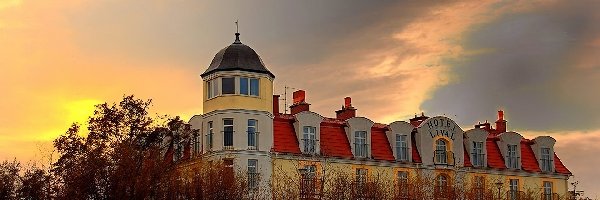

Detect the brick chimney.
[
  {"left": 495, "top": 110, "right": 507, "bottom": 133},
  {"left": 290, "top": 90, "right": 310, "bottom": 115},
  {"left": 335, "top": 97, "right": 357, "bottom": 120},
  {"left": 475, "top": 120, "right": 492, "bottom": 132},
  {"left": 273, "top": 95, "right": 280, "bottom": 114}
]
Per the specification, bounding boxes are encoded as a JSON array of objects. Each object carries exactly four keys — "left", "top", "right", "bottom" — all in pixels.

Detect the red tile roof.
[
  {"left": 486, "top": 138, "right": 506, "bottom": 169},
  {"left": 273, "top": 117, "right": 301, "bottom": 154},
  {"left": 320, "top": 122, "right": 353, "bottom": 158},
  {"left": 370, "top": 127, "right": 394, "bottom": 161},
  {"left": 271, "top": 115, "right": 570, "bottom": 176},
  {"left": 554, "top": 153, "right": 571, "bottom": 175},
  {"left": 411, "top": 133, "right": 422, "bottom": 163},
  {"left": 463, "top": 146, "right": 473, "bottom": 167},
  {"left": 520, "top": 140, "right": 541, "bottom": 172}
]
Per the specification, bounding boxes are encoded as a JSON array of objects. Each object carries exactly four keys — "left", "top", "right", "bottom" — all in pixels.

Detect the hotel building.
[{"left": 185, "top": 32, "right": 572, "bottom": 199}]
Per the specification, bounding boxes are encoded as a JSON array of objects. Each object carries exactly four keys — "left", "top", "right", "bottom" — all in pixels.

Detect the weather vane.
[{"left": 235, "top": 20, "right": 239, "bottom": 33}]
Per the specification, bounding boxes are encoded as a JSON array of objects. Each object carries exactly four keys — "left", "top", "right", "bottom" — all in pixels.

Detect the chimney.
[
  {"left": 475, "top": 120, "right": 492, "bottom": 132},
  {"left": 335, "top": 97, "right": 357, "bottom": 120},
  {"left": 495, "top": 110, "right": 507, "bottom": 133},
  {"left": 273, "top": 95, "right": 280, "bottom": 115},
  {"left": 290, "top": 90, "right": 310, "bottom": 115}
]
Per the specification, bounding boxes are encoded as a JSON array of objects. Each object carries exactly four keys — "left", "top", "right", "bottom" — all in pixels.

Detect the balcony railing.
[
  {"left": 540, "top": 192, "right": 560, "bottom": 200},
  {"left": 505, "top": 190, "right": 526, "bottom": 200},
  {"left": 247, "top": 172, "right": 259, "bottom": 190},
  {"left": 247, "top": 131, "right": 259, "bottom": 150},
  {"left": 301, "top": 139, "right": 317, "bottom": 155},
  {"left": 223, "top": 130, "right": 234, "bottom": 150},
  {"left": 434, "top": 150, "right": 455, "bottom": 166},
  {"left": 300, "top": 176, "right": 319, "bottom": 200}
]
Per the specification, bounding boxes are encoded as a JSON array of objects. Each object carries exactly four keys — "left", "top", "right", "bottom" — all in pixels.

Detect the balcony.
[
  {"left": 223, "top": 130, "right": 234, "bottom": 150},
  {"left": 434, "top": 150, "right": 455, "bottom": 166}
]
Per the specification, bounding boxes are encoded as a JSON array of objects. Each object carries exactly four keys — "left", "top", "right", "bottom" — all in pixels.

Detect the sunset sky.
[{"left": 1, "top": 0, "right": 599, "bottom": 197}]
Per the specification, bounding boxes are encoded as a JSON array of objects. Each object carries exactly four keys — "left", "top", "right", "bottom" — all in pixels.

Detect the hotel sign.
[{"left": 421, "top": 117, "right": 461, "bottom": 140}]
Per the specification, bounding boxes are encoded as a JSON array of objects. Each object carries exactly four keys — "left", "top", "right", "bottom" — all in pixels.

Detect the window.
[
  {"left": 472, "top": 141, "right": 485, "bottom": 167},
  {"left": 250, "top": 78, "right": 259, "bottom": 96},
  {"left": 302, "top": 126, "right": 317, "bottom": 154},
  {"left": 435, "top": 174, "right": 449, "bottom": 198},
  {"left": 300, "top": 165, "right": 317, "bottom": 199},
  {"left": 543, "top": 181, "right": 553, "bottom": 200},
  {"left": 193, "top": 132, "right": 200, "bottom": 155},
  {"left": 248, "top": 119, "right": 258, "bottom": 149},
  {"left": 355, "top": 168, "right": 368, "bottom": 197},
  {"left": 240, "top": 77, "right": 249, "bottom": 95},
  {"left": 207, "top": 121, "right": 213, "bottom": 150},
  {"left": 507, "top": 144, "right": 519, "bottom": 169},
  {"left": 396, "top": 134, "right": 408, "bottom": 162},
  {"left": 397, "top": 171, "right": 409, "bottom": 199},
  {"left": 240, "top": 77, "right": 260, "bottom": 96},
  {"left": 207, "top": 79, "right": 218, "bottom": 99},
  {"left": 435, "top": 139, "right": 447, "bottom": 164},
  {"left": 248, "top": 159, "right": 258, "bottom": 190},
  {"left": 509, "top": 179, "right": 519, "bottom": 200},
  {"left": 473, "top": 176, "right": 485, "bottom": 200},
  {"left": 221, "top": 77, "right": 235, "bottom": 94},
  {"left": 541, "top": 148, "right": 552, "bottom": 172},
  {"left": 354, "top": 131, "right": 368, "bottom": 158},
  {"left": 223, "top": 119, "right": 234, "bottom": 148}
]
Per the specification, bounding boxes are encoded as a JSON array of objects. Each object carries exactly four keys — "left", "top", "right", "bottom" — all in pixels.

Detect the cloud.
[{"left": 421, "top": 1, "right": 600, "bottom": 131}]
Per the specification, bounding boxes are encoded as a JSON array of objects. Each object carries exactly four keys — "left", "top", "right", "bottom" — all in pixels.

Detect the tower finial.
[{"left": 234, "top": 20, "right": 241, "bottom": 44}]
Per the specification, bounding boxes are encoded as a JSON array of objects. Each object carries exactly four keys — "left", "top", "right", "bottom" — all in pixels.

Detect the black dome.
[{"left": 201, "top": 33, "right": 274, "bottom": 78}]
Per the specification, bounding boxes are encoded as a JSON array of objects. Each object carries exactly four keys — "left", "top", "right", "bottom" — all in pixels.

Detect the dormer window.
[
  {"left": 471, "top": 141, "right": 485, "bottom": 167},
  {"left": 435, "top": 139, "right": 448, "bottom": 164},
  {"left": 541, "top": 148, "right": 552, "bottom": 172},
  {"left": 302, "top": 126, "right": 317, "bottom": 154},
  {"left": 354, "top": 131, "right": 368, "bottom": 158},
  {"left": 395, "top": 134, "right": 408, "bottom": 162},
  {"left": 507, "top": 144, "right": 519, "bottom": 169}
]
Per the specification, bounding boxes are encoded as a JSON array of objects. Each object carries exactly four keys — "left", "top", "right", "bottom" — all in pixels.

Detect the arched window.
[
  {"left": 436, "top": 174, "right": 449, "bottom": 199},
  {"left": 435, "top": 139, "right": 447, "bottom": 164}
]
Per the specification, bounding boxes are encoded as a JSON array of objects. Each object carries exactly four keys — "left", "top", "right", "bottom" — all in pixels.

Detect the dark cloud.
[{"left": 421, "top": 1, "right": 600, "bottom": 131}]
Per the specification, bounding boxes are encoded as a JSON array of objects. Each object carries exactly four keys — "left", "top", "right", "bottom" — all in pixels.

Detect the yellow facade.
[
  {"left": 271, "top": 156, "right": 569, "bottom": 199},
  {"left": 203, "top": 76, "right": 273, "bottom": 114}
]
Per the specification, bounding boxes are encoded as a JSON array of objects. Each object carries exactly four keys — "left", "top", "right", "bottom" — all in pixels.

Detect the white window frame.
[
  {"left": 509, "top": 179, "right": 519, "bottom": 200},
  {"left": 396, "top": 134, "right": 408, "bottom": 162},
  {"left": 207, "top": 121, "right": 214, "bottom": 150},
  {"left": 354, "top": 131, "right": 368, "bottom": 158},
  {"left": 247, "top": 119, "right": 258, "bottom": 150},
  {"left": 543, "top": 181, "right": 553, "bottom": 200},
  {"left": 302, "top": 126, "right": 317, "bottom": 154},
  {"left": 507, "top": 144, "right": 519, "bottom": 169},
  {"left": 223, "top": 119, "right": 234, "bottom": 149},
  {"left": 248, "top": 159, "right": 258, "bottom": 190},
  {"left": 541, "top": 148, "right": 552, "bottom": 172},
  {"left": 472, "top": 141, "right": 485, "bottom": 167}
]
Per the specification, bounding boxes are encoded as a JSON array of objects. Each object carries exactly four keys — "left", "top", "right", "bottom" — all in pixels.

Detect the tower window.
[
  {"left": 240, "top": 77, "right": 260, "bottom": 96},
  {"left": 250, "top": 78, "right": 259, "bottom": 96},
  {"left": 207, "top": 79, "right": 218, "bottom": 99},
  {"left": 222, "top": 77, "right": 235, "bottom": 94}
]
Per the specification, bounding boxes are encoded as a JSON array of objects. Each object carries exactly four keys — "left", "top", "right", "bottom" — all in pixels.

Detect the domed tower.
[{"left": 189, "top": 31, "right": 274, "bottom": 191}]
